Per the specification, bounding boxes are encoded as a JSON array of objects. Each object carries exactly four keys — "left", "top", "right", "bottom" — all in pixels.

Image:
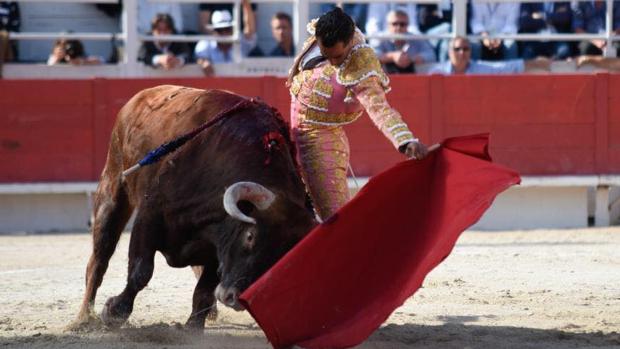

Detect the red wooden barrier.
[{"left": 0, "top": 74, "right": 618, "bottom": 182}]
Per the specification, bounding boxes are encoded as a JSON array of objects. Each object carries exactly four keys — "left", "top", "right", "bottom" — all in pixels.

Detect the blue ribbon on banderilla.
[{"left": 121, "top": 98, "right": 252, "bottom": 180}]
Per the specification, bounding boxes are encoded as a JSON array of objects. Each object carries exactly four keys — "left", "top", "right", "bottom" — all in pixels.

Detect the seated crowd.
[{"left": 2, "top": 1, "right": 620, "bottom": 74}]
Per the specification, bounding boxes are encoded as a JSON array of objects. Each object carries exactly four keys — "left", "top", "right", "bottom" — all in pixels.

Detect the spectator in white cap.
[{"left": 194, "top": 0, "right": 258, "bottom": 76}]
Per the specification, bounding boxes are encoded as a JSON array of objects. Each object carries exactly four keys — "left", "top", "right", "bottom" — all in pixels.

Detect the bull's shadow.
[
  {"left": 364, "top": 321, "right": 620, "bottom": 349},
  {"left": 2, "top": 321, "right": 618, "bottom": 349}
]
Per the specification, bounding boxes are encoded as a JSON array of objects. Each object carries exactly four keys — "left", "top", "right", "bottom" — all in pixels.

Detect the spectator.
[
  {"left": 138, "top": 13, "right": 190, "bottom": 70},
  {"left": 470, "top": 2, "right": 519, "bottom": 61},
  {"left": 268, "top": 12, "right": 294, "bottom": 57},
  {"left": 421, "top": 1, "right": 468, "bottom": 63},
  {"left": 572, "top": 1, "right": 620, "bottom": 56},
  {"left": 0, "top": 1, "right": 19, "bottom": 62},
  {"left": 366, "top": 3, "right": 419, "bottom": 38},
  {"left": 95, "top": 1, "right": 122, "bottom": 19},
  {"left": 319, "top": 3, "right": 368, "bottom": 32},
  {"left": 373, "top": 10, "right": 436, "bottom": 74},
  {"left": 426, "top": 36, "right": 551, "bottom": 75},
  {"left": 194, "top": 0, "right": 257, "bottom": 76},
  {"left": 137, "top": 0, "right": 183, "bottom": 34},
  {"left": 519, "top": 2, "right": 575, "bottom": 59},
  {"left": 47, "top": 39, "right": 103, "bottom": 66},
  {"left": 417, "top": 3, "right": 451, "bottom": 33},
  {"left": 198, "top": 1, "right": 257, "bottom": 34}
]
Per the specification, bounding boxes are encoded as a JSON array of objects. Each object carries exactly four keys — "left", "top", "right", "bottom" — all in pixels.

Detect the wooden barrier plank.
[
  {"left": 608, "top": 75, "right": 620, "bottom": 172},
  {"left": 349, "top": 150, "right": 403, "bottom": 177},
  {"left": 0, "top": 103, "right": 94, "bottom": 181},
  {"left": 446, "top": 124, "right": 596, "bottom": 148},
  {"left": 441, "top": 75, "right": 596, "bottom": 125},
  {"left": 387, "top": 75, "right": 432, "bottom": 142},
  {"left": 496, "top": 149, "right": 595, "bottom": 174},
  {"left": 595, "top": 74, "right": 609, "bottom": 173},
  {"left": 0, "top": 80, "right": 92, "bottom": 105},
  {"left": 0, "top": 75, "right": 618, "bottom": 183}
]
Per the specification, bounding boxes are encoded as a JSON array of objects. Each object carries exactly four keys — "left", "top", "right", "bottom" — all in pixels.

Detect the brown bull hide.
[{"left": 69, "top": 85, "right": 316, "bottom": 331}]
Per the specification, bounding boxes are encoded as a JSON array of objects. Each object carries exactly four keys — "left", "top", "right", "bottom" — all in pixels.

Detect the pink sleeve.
[{"left": 351, "top": 76, "right": 417, "bottom": 149}]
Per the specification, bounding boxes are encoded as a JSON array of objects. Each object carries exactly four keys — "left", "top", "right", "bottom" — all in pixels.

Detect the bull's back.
[
  {"left": 100, "top": 85, "right": 245, "bottom": 203},
  {"left": 111, "top": 85, "right": 244, "bottom": 171}
]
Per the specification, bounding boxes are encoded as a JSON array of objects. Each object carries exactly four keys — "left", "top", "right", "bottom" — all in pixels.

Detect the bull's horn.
[{"left": 223, "top": 182, "right": 276, "bottom": 224}]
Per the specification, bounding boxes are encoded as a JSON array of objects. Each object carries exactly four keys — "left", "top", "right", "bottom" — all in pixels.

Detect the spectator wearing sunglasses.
[
  {"left": 366, "top": 3, "right": 419, "bottom": 38},
  {"left": 427, "top": 36, "right": 551, "bottom": 74},
  {"left": 194, "top": 0, "right": 257, "bottom": 76},
  {"left": 372, "top": 10, "right": 436, "bottom": 74}
]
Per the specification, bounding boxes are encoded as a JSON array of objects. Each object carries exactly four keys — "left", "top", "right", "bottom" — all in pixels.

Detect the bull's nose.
[
  {"left": 223, "top": 289, "right": 237, "bottom": 306},
  {"left": 215, "top": 284, "right": 244, "bottom": 310}
]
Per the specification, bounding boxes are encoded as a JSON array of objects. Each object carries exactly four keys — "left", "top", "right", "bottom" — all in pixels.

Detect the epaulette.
[{"left": 337, "top": 45, "right": 390, "bottom": 90}]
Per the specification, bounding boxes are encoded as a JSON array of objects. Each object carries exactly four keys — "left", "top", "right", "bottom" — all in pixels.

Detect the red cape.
[{"left": 240, "top": 134, "right": 521, "bottom": 349}]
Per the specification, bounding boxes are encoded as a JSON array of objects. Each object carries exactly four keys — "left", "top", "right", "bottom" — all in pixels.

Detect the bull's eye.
[{"left": 245, "top": 230, "right": 255, "bottom": 249}]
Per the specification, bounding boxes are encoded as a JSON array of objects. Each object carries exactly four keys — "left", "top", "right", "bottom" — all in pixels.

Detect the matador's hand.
[{"left": 405, "top": 140, "right": 429, "bottom": 160}]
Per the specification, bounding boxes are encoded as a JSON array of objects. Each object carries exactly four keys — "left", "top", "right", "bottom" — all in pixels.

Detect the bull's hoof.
[
  {"left": 185, "top": 305, "right": 218, "bottom": 330},
  {"left": 184, "top": 318, "right": 205, "bottom": 332},
  {"left": 206, "top": 304, "right": 218, "bottom": 323},
  {"left": 65, "top": 311, "right": 104, "bottom": 332},
  {"left": 101, "top": 296, "right": 132, "bottom": 329}
]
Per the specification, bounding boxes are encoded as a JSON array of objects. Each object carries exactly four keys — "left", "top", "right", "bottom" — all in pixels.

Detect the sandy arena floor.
[{"left": 0, "top": 227, "right": 619, "bottom": 349}]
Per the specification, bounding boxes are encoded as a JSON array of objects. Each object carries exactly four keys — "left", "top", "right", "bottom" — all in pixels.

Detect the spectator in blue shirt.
[
  {"left": 373, "top": 9, "right": 436, "bottom": 74},
  {"left": 519, "top": 2, "right": 575, "bottom": 59},
  {"left": 426, "top": 36, "right": 551, "bottom": 75},
  {"left": 194, "top": 0, "right": 258, "bottom": 76},
  {"left": 268, "top": 12, "right": 294, "bottom": 57},
  {"left": 198, "top": 1, "right": 257, "bottom": 35},
  {"left": 470, "top": 2, "right": 520, "bottom": 61},
  {"left": 572, "top": 1, "right": 620, "bottom": 56}
]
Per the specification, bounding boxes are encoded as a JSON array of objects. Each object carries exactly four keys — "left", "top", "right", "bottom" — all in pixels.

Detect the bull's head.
[{"left": 216, "top": 181, "right": 315, "bottom": 310}]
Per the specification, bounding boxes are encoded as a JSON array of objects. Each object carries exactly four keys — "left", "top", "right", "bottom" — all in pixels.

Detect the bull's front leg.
[
  {"left": 186, "top": 257, "right": 220, "bottom": 329},
  {"left": 101, "top": 217, "right": 157, "bottom": 328}
]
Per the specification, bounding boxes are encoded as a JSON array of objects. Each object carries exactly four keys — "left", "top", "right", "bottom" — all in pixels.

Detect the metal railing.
[{"left": 4, "top": 0, "right": 620, "bottom": 77}]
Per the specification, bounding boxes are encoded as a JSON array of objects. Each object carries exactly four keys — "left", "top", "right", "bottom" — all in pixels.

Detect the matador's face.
[{"left": 317, "top": 39, "right": 352, "bottom": 67}]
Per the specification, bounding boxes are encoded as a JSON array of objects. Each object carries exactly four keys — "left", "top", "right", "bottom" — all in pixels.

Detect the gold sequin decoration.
[
  {"left": 302, "top": 108, "right": 362, "bottom": 125},
  {"left": 338, "top": 47, "right": 389, "bottom": 89},
  {"left": 308, "top": 93, "right": 329, "bottom": 111},
  {"left": 314, "top": 78, "right": 333, "bottom": 98},
  {"left": 321, "top": 64, "right": 336, "bottom": 79},
  {"left": 290, "top": 70, "right": 313, "bottom": 96}
]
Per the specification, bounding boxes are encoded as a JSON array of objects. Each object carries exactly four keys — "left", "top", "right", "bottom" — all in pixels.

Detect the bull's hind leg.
[
  {"left": 100, "top": 212, "right": 158, "bottom": 328},
  {"left": 69, "top": 177, "right": 133, "bottom": 330},
  {"left": 186, "top": 257, "right": 220, "bottom": 329}
]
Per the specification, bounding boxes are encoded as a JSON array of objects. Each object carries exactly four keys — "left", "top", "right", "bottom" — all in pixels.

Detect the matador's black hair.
[{"left": 315, "top": 7, "right": 355, "bottom": 48}]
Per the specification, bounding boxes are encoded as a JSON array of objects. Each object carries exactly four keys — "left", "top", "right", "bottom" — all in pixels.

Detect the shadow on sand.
[
  {"left": 1, "top": 320, "right": 619, "bottom": 349},
  {"left": 367, "top": 319, "right": 620, "bottom": 349}
]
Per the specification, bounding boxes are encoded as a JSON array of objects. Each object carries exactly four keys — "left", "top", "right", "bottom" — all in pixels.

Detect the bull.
[{"left": 70, "top": 85, "right": 316, "bottom": 330}]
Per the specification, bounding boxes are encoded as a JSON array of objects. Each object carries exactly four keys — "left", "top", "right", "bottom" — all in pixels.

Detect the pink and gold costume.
[{"left": 289, "top": 24, "right": 417, "bottom": 220}]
